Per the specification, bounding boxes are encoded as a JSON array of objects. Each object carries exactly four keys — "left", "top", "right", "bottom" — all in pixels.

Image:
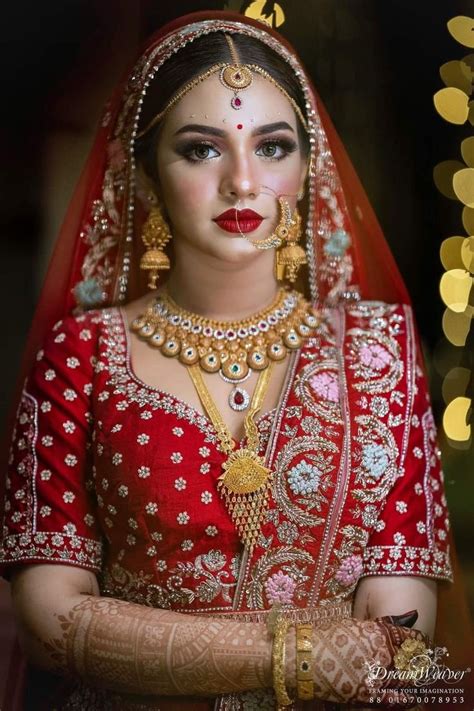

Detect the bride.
[{"left": 0, "top": 10, "right": 456, "bottom": 710}]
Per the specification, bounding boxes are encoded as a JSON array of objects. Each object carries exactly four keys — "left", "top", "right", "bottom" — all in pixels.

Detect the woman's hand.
[
  {"left": 285, "top": 616, "right": 429, "bottom": 707},
  {"left": 11, "top": 563, "right": 273, "bottom": 697}
]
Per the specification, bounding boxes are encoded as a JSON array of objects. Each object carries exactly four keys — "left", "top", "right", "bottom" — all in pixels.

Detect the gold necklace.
[
  {"left": 187, "top": 362, "right": 274, "bottom": 551},
  {"left": 131, "top": 287, "right": 320, "bottom": 381}
]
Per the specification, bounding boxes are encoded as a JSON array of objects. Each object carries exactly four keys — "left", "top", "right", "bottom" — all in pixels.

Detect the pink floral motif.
[
  {"left": 107, "top": 139, "right": 126, "bottom": 171},
  {"left": 309, "top": 371, "right": 339, "bottom": 402},
  {"left": 265, "top": 571, "right": 297, "bottom": 605},
  {"left": 335, "top": 555, "right": 363, "bottom": 587},
  {"left": 359, "top": 343, "right": 392, "bottom": 370}
]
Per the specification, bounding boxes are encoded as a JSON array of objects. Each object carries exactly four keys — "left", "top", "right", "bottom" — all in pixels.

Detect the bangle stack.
[
  {"left": 295, "top": 624, "right": 314, "bottom": 700},
  {"left": 272, "top": 616, "right": 293, "bottom": 708},
  {"left": 270, "top": 616, "right": 315, "bottom": 708}
]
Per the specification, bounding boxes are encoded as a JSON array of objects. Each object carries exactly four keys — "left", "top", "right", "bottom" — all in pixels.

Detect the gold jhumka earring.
[
  {"left": 139, "top": 202, "right": 172, "bottom": 290},
  {"left": 275, "top": 207, "right": 307, "bottom": 283},
  {"left": 240, "top": 197, "right": 307, "bottom": 283}
]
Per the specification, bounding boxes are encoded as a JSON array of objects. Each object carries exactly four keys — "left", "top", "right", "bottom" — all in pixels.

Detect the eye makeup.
[{"left": 174, "top": 135, "right": 298, "bottom": 164}]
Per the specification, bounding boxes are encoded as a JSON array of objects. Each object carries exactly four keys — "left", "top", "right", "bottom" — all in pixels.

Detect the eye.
[
  {"left": 256, "top": 138, "right": 298, "bottom": 161},
  {"left": 177, "top": 141, "right": 221, "bottom": 163}
]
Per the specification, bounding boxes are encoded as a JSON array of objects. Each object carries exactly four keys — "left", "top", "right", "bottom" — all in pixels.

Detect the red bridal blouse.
[{"left": 0, "top": 300, "right": 453, "bottom": 709}]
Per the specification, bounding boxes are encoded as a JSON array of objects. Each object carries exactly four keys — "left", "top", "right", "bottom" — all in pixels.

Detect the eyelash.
[{"left": 176, "top": 138, "right": 298, "bottom": 164}]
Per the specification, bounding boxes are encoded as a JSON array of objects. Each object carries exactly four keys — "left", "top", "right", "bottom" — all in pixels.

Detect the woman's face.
[{"left": 154, "top": 72, "right": 307, "bottom": 265}]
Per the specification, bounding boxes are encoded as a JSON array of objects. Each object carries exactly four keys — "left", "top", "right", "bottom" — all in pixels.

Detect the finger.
[{"left": 377, "top": 610, "right": 418, "bottom": 627}]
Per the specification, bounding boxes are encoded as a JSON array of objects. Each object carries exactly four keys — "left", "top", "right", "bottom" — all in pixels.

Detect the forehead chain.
[{"left": 225, "top": 33, "right": 240, "bottom": 65}]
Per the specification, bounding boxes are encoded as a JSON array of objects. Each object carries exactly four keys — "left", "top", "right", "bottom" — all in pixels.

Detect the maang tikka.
[
  {"left": 220, "top": 35, "right": 253, "bottom": 110},
  {"left": 136, "top": 34, "right": 309, "bottom": 138}
]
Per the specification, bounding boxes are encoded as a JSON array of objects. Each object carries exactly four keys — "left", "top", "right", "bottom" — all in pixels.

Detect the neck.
[{"left": 164, "top": 242, "right": 281, "bottom": 321}]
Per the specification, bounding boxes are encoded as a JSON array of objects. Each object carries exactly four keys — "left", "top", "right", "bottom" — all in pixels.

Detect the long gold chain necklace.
[
  {"left": 131, "top": 289, "right": 321, "bottom": 548},
  {"left": 187, "top": 362, "right": 274, "bottom": 550}
]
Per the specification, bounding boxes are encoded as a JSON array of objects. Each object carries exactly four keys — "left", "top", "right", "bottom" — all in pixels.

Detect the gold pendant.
[
  {"left": 218, "top": 449, "right": 272, "bottom": 550},
  {"left": 219, "top": 448, "right": 270, "bottom": 494}
]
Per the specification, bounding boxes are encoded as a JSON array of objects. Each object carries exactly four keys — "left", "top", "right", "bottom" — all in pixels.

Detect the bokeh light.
[
  {"left": 443, "top": 396, "right": 472, "bottom": 441},
  {"left": 453, "top": 167, "right": 474, "bottom": 206},
  {"left": 439, "top": 269, "right": 473, "bottom": 312},
  {"left": 433, "top": 87, "right": 470, "bottom": 124},
  {"left": 440, "top": 236, "right": 466, "bottom": 269},
  {"left": 433, "top": 160, "right": 466, "bottom": 199},
  {"left": 442, "top": 307, "right": 472, "bottom": 346},
  {"left": 447, "top": 16, "right": 474, "bottom": 48}
]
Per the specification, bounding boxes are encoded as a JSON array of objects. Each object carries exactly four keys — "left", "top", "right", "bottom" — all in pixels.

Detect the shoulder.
[
  {"left": 29, "top": 307, "right": 122, "bottom": 387},
  {"left": 37, "top": 308, "right": 119, "bottom": 356}
]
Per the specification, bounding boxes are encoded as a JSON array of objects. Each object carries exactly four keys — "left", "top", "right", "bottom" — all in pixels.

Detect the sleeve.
[
  {"left": 0, "top": 314, "right": 103, "bottom": 577},
  {"left": 360, "top": 346, "right": 453, "bottom": 583}
]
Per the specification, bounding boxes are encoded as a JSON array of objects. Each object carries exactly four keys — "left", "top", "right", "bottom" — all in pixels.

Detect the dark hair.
[{"left": 135, "top": 32, "right": 309, "bottom": 182}]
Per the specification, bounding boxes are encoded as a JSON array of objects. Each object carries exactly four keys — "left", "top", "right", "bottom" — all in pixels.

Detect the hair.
[{"left": 135, "top": 32, "right": 310, "bottom": 183}]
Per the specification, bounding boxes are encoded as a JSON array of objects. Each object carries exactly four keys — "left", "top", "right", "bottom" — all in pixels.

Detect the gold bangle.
[
  {"left": 295, "top": 623, "right": 314, "bottom": 700},
  {"left": 272, "top": 616, "right": 294, "bottom": 708}
]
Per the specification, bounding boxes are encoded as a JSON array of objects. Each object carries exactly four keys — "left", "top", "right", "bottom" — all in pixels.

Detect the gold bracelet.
[
  {"left": 295, "top": 623, "right": 314, "bottom": 700},
  {"left": 272, "top": 616, "right": 294, "bottom": 708}
]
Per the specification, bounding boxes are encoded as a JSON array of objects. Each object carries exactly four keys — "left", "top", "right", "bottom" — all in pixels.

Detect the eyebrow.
[{"left": 173, "top": 121, "right": 294, "bottom": 138}]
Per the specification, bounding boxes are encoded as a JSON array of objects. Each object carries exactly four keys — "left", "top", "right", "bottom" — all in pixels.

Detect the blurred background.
[{"left": 0, "top": 0, "right": 473, "bottom": 698}]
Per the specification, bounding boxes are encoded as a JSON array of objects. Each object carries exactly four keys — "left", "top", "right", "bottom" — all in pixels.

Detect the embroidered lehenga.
[{"left": 0, "top": 10, "right": 461, "bottom": 711}]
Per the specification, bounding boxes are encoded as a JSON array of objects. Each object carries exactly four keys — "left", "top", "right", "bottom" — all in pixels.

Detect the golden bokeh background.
[{"left": 434, "top": 15, "right": 474, "bottom": 447}]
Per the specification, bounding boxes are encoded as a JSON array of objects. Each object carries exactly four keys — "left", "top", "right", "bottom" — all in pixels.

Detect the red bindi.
[{"left": 237, "top": 123, "right": 243, "bottom": 130}]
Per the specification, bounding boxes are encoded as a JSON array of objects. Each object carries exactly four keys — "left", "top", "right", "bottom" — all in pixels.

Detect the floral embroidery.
[
  {"left": 276, "top": 521, "right": 299, "bottom": 544},
  {"left": 323, "top": 229, "right": 350, "bottom": 258},
  {"left": 287, "top": 459, "right": 321, "bottom": 495},
  {"left": 246, "top": 546, "right": 313, "bottom": 609},
  {"left": 101, "top": 550, "right": 241, "bottom": 608},
  {"left": 334, "top": 555, "right": 363, "bottom": 587},
  {"left": 309, "top": 371, "right": 339, "bottom": 402},
  {"left": 361, "top": 443, "right": 389, "bottom": 479},
  {"left": 201, "top": 491, "right": 213, "bottom": 504},
  {"left": 359, "top": 343, "right": 392, "bottom": 370},
  {"left": 265, "top": 571, "right": 297, "bottom": 604}
]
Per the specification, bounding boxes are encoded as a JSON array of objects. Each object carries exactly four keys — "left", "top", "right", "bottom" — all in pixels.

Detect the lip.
[
  {"left": 214, "top": 208, "right": 263, "bottom": 221},
  {"left": 213, "top": 208, "right": 264, "bottom": 234},
  {"left": 215, "top": 219, "right": 262, "bottom": 234}
]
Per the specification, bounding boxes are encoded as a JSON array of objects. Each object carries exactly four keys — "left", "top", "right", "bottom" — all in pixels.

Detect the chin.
[{"left": 206, "top": 238, "right": 261, "bottom": 264}]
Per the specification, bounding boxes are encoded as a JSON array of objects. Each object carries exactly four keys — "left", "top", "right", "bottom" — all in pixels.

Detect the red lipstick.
[{"left": 213, "top": 208, "right": 264, "bottom": 234}]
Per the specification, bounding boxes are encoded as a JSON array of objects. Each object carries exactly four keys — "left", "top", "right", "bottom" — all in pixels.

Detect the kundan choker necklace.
[{"left": 131, "top": 287, "right": 320, "bottom": 382}]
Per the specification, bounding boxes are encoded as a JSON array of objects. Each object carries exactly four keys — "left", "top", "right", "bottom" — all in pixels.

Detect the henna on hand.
[
  {"left": 47, "top": 596, "right": 273, "bottom": 697},
  {"left": 285, "top": 617, "right": 428, "bottom": 706}
]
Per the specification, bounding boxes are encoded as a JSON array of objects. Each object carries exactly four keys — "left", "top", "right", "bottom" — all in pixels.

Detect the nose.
[{"left": 219, "top": 152, "right": 260, "bottom": 201}]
